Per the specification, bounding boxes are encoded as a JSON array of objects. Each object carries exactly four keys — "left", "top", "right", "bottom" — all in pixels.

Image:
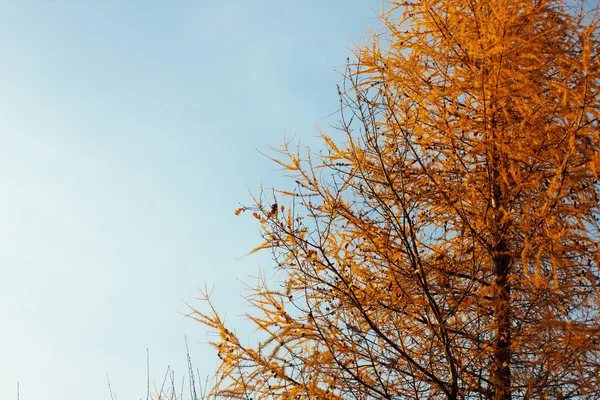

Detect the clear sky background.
[{"left": 0, "top": 1, "right": 381, "bottom": 399}]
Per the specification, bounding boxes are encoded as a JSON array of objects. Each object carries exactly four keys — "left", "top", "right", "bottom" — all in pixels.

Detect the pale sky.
[{"left": 0, "top": 1, "right": 381, "bottom": 399}]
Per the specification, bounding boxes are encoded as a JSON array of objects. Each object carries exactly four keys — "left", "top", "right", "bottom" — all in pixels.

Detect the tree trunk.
[
  {"left": 490, "top": 133, "right": 511, "bottom": 399},
  {"left": 492, "top": 243, "right": 511, "bottom": 400}
]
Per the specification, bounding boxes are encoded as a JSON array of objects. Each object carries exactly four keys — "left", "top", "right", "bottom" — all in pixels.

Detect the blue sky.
[{"left": 0, "top": 1, "right": 381, "bottom": 399}]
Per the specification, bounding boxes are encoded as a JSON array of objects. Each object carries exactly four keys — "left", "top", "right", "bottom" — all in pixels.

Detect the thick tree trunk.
[
  {"left": 490, "top": 134, "right": 512, "bottom": 399},
  {"left": 491, "top": 240, "right": 511, "bottom": 400}
]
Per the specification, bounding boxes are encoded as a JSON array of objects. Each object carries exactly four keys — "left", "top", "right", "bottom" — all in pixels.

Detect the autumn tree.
[{"left": 191, "top": 0, "right": 600, "bottom": 398}]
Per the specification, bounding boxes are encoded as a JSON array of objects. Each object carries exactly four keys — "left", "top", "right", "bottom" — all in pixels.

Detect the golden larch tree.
[{"left": 191, "top": 0, "right": 600, "bottom": 398}]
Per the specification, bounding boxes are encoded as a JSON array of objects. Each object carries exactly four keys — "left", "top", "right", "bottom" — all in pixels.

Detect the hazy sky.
[{"left": 0, "top": 1, "right": 381, "bottom": 399}]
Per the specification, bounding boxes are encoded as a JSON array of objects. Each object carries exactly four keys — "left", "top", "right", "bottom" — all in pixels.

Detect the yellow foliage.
[{"left": 190, "top": 1, "right": 600, "bottom": 399}]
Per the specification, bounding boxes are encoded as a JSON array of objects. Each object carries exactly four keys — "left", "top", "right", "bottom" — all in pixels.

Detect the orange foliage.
[{"left": 191, "top": 0, "right": 600, "bottom": 398}]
